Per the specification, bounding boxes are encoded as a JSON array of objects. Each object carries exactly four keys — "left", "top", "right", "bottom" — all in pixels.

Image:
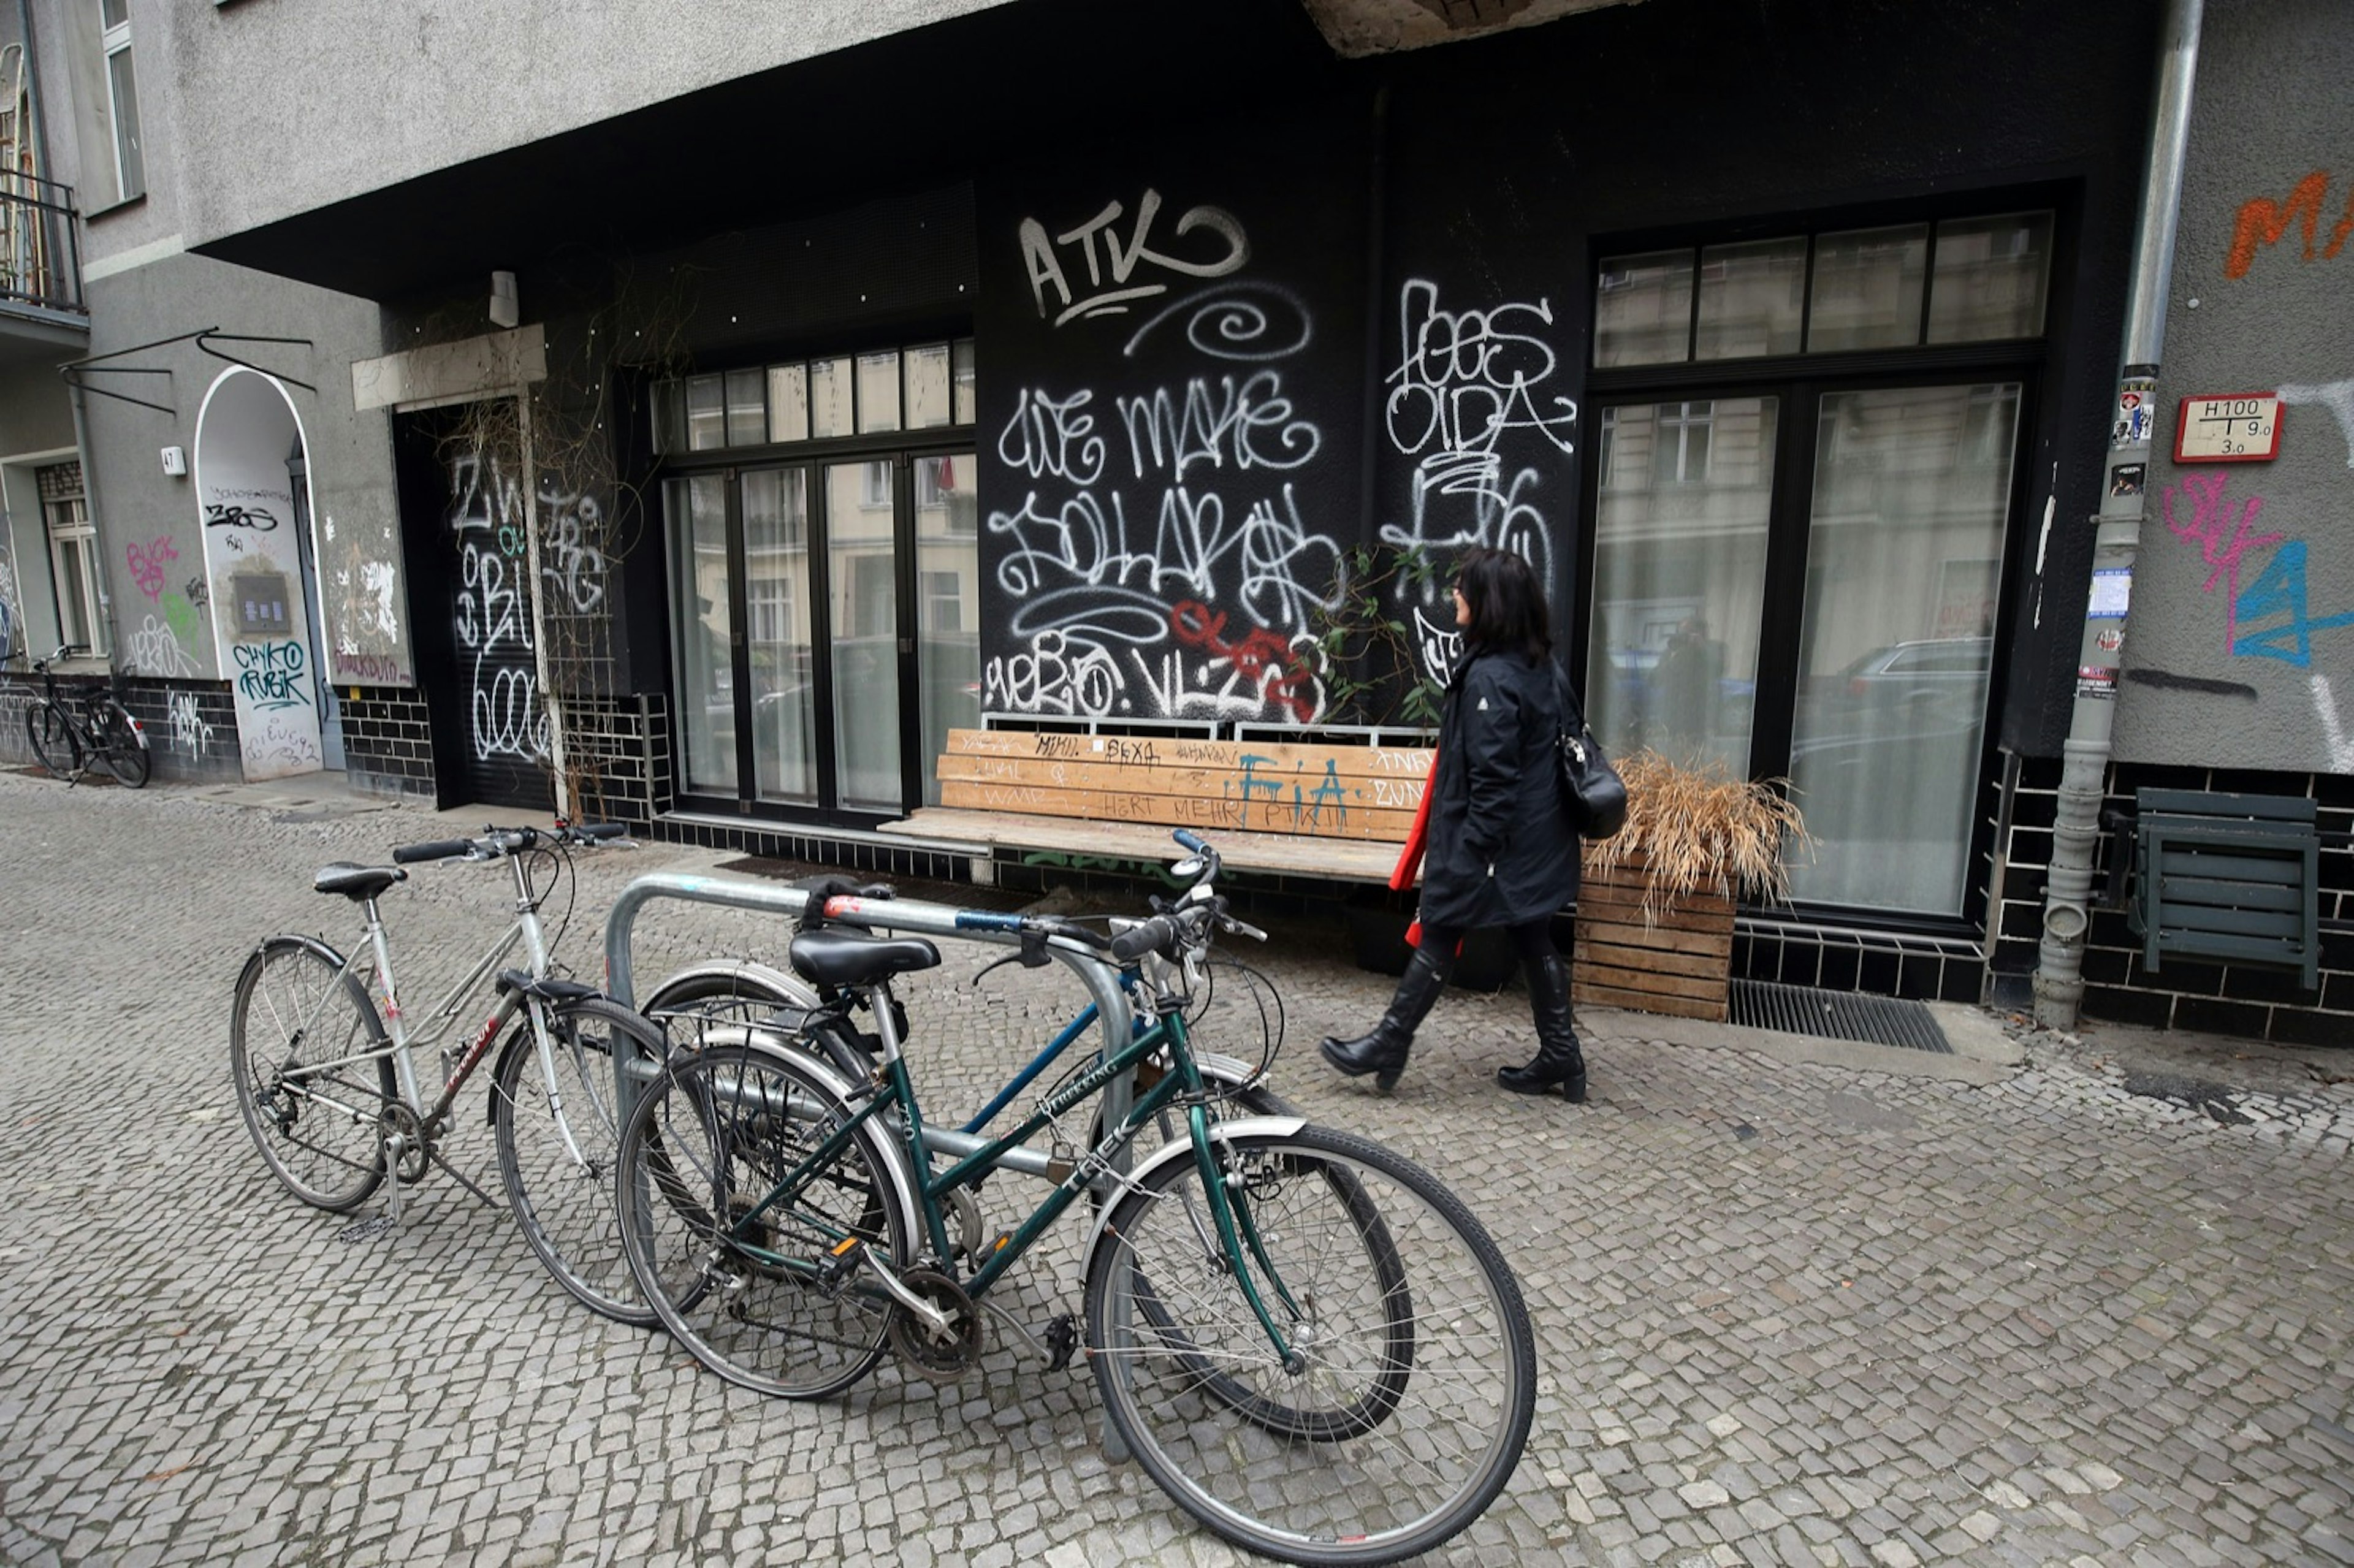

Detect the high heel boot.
[
  {"left": 1322, "top": 943, "right": 1453, "bottom": 1092},
  {"left": 1498, "top": 953, "right": 1587, "bottom": 1102}
]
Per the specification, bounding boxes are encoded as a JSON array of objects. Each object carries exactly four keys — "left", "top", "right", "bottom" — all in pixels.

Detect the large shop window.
[
  {"left": 1587, "top": 211, "right": 2045, "bottom": 919},
  {"left": 658, "top": 342, "right": 979, "bottom": 821}
]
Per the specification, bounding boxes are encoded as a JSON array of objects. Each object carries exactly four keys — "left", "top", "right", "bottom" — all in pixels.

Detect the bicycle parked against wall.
[
  {"left": 229, "top": 821, "right": 666, "bottom": 1324},
  {"left": 614, "top": 831, "right": 1536, "bottom": 1567},
  {"left": 22, "top": 644, "right": 148, "bottom": 787}
]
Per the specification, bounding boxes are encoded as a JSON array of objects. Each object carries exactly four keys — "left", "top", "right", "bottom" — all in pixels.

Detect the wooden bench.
[
  {"left": 2127, "top": 788, "right": 2320, "bottom": 991},
  {"left": 880, "top": 728, "right": 1435, "bottom": 882}
]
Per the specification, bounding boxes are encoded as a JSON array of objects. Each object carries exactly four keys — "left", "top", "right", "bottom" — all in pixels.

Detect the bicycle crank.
[{"left": 885, "top": 1268, "right": 986, "bottom": 1383}]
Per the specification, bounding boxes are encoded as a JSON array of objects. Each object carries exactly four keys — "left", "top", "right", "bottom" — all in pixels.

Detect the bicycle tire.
[
  {"left": 492, "top": 995, "right": 664, "bottom": 1327},
  {"left": 616, "top": 1037, "right": 918, "bottom": 1399},
  {"left": 89, "top": 698, "right": 150, "bottom": 787},
  {"left": 229, "top": 937, "right": 395, "bottom": 1211},
  {"left": 24, "top": 701, "right": 80, "bottom": 777},
  {"left": 1085, "top": 1124, "right": 1536, "bottom": 1567}
]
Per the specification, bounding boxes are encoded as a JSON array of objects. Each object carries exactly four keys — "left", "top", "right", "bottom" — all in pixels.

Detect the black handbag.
[{"left": 1553, "top": 664, "right": 1628, "bottom": 840}]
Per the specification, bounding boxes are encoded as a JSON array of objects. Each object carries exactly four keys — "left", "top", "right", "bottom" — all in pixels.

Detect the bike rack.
[{"left": 599, "top": 870, "right": 1138, "bottom": 1135}]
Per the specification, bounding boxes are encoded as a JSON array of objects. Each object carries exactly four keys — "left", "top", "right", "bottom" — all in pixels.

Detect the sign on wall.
[{"left": 2174, "top": 392, "right": 2283, "bottom": 462}]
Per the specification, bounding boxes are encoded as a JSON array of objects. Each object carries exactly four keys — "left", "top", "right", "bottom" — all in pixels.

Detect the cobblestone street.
[{"left": 2, "top": 769, "right": 2351, "bottom": 1567}]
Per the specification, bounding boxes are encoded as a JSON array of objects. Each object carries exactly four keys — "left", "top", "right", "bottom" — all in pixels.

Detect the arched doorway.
[{"left": 193, "top": 367, "right": 345, "bottom": 780}]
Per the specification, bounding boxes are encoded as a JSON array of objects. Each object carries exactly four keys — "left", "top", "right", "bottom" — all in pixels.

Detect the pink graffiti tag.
[
  {"left": 125, "top": 536, "right": 178, "bottom": 604},
  {"left": 1170, "top": 599, "right": 1317, "bottom": 724},
  {"left": 2161, "top": 471, "right": 2285, "bottom": 652}
]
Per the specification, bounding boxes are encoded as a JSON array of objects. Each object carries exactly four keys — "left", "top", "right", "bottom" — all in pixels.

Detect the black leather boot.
[
  {"left": 1322, "top": 943, "right": 1453, "bottom": 1092},
  {"left": 1498, "top": 953, "right": 1587, "bottom": 1102}
]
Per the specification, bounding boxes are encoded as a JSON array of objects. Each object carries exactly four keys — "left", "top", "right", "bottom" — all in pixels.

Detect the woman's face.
[{"left": 1452, "top": 582, "right": 1472, "bottom": 628}]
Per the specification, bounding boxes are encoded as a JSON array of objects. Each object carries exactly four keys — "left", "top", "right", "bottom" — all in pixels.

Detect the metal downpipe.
[{"left": 2033, "top": 0, "right": 2204, "bottom": 1030}]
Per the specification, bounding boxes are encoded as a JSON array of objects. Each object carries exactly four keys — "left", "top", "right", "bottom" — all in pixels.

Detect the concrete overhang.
[{"left": 188, "top": 0, "right": 1343, "bottom": 304}]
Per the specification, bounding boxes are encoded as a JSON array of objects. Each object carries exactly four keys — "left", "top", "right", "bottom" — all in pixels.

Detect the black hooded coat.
[{"left": 1415, "top": 645, "right": 1582, "bottom": 932}]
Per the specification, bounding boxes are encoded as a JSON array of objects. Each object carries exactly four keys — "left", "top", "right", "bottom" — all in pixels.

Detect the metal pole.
[
  {"left": 516, "top": 387, "right": 571, "bottom": 820},
  {"left": 2034, "top": 0, "right": 2204, "bottom": 1030}
]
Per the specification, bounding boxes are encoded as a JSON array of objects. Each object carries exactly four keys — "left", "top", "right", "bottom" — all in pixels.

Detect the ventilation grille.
[{"left": 1728, "top": 980, "right": 1952, "bottom": 1054}]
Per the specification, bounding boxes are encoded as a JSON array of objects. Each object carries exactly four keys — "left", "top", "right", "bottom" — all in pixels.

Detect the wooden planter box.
[{"left": 1572, "top": 849, "right": 1734, "bottom": 1022}]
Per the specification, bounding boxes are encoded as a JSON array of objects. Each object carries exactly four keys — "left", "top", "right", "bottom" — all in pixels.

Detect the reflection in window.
[
  {"left": 666, "top": 474, "right": 736, "bottom": 794},
  {"left": 725, "top": 369, "right": 766, "bottom": 446},
  {"left": 904, "top": 344, "right": 953, "bottom": 429},
  {"left": 916, "top": 452, "right": 981, "bottom": 806},
  {"left": 1928, "top": 212, "right": 2053, "bottom": 343},
  {"left": 1587, "top": 398, "right": 1778, "bottom": 776},
  {"left": 768, "top": 363, "right": 809, "bottom": 443},
  {"left": 1786, "top": 384, "right": 2019, "bottom": 914},
  {"left": 1807, "top": 225, "right": 1929, "bottom": 352},
  {"left": 685, "top": 375, "right": 726, "bottom": 452},
  {"left": 810, "top": 357, "right": 853, "bottom": 438},
  {"left": 744, "top": 468, "right": 814, "bottom": 804},
  {"left": 1594, "top": 250, "right": 1695, "bottom": 368},
  {"left": 1696, "top": 237, "right": 1807, "bottom": 360}
]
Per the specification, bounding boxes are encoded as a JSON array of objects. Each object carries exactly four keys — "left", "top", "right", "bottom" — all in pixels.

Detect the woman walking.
[{"left": 1320, "top": 547, "right": 1588, "bottom": 1101}]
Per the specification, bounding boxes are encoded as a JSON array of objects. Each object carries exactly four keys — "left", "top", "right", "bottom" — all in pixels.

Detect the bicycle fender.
[
  {"left": 239, "top": 934, "right": 387, "bottom": 1043},
  {"left": 1077, "top": 1114, "right": 1309, "bottom": 1290},
  {"left": 640, "top": 960, "right": 818, "bottom": 1013}
]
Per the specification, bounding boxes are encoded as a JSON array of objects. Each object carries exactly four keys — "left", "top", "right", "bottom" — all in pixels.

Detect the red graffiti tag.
[
  {"left": 2162, "top": 470, "right": 2285, "bottom": 651},
  {"left": 126, "top": 536, "right": 178, "bottom": 604},
  {"left": 1170, "top": 599, "right": 1317, "bottom": 723}
]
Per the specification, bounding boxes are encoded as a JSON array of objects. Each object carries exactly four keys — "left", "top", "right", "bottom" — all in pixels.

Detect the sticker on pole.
[
  {"left": 2110, "top": 378, "right": 2157, "bottom": 448},
  {"left": 2087, "top": 568, "right": 2131, "bottom": 618},
  {"left": 2076, "top": 665, "right": 2119, "bottom": 701},
  {"left": 2174, "top": 393, "right": 2281, "bottom": 462}
]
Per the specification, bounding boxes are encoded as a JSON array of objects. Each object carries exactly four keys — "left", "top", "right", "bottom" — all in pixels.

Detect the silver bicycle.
[{"left": 229, "top": 821, "right": 666, "bottom": 1324}]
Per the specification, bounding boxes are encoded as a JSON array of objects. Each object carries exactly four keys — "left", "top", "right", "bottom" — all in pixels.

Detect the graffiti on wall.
[
  {"left": 2160, "top": 468, "right": 2354, "bottom": 668},
  {"left": 125, "top": 536, "right": 178, "bottom": 603},
  {"left": 2224, "top": 169, "right": 2354, "bottom": 280},
  {"left": 447, "top": 447, "right": 552, "bottom": 764},
  {"left": 1380, "top": 278, "right": 1577, "bottom": 682},
  {"left": 169, "top": 691, "right": 215, "bottom": 758},
  {"left": 1021, "top": 189, "right": 1250, "bottom": 327},
  {"left": 986, "top": 193, "right": 1342, "bottom": 723}
]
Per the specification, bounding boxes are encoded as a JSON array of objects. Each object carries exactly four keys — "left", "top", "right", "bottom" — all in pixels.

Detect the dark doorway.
[{"left": 393, "top": 404, "right": 555, "bottom": 813}]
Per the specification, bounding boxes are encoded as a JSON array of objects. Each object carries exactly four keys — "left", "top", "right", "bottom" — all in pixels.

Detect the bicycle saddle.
[
  {"left": 313, "top": 863, "right": 407, "bottom": 901},
  {"left": 787, "top": 929, "right": 941, "bottom": 988}
]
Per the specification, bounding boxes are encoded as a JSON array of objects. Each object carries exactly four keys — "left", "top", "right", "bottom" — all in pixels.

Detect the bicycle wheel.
[
  {"left": 493, "top": 996, "right": 664, "bottom": 1327},
  {"left": 230, "top": 937, "right": 395, "bottom": 1211},
  {"left": 1086, "top": 1124, "right": 1536, "bottom": 1567},
  {"left": 616, "top": 1038, "right": 918, "bottom": 1399},
  {"left": 88, "top": 698, "right": 150, "bottom": 787},
  {"left": 24, "top": 701, "right": 80, "bottom": 777},
  {"left": 640, "top": 965, "right": 869, "bottom": 1081}
]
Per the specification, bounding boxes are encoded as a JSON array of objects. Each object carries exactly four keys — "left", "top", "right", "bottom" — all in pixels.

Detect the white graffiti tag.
[
  {"left": 1021, "top": 189, "right": 1250, "bottom": 327},
  {"left": 169, "top": 691, "right": 216, "bottom": 758},
  {"left": 128, "top": 615, "right": 200, "bottom": 678}
]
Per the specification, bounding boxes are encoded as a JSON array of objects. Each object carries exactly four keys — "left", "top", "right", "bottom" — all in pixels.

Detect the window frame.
[
  {"left": 44, "top": 493, "right": 110, "bottom": 658},
  {"left": 99, "top": 0, "right": 145, "bottom": 203}
]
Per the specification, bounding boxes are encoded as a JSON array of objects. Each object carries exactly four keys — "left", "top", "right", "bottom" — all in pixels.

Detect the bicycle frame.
[
  {"left": 272, "top": 856, "right": 561, "bottom": 1138},
  {"left": 715, "top": 967, "right": 1305, "bottom": 1364}
]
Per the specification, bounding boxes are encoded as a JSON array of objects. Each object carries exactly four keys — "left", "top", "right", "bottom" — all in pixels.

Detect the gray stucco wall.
[
  {"left": 156, "top": 0, "right": 1016, "bottom": 250},
  {"left": 77, "top": 253, "right": 409, "bottom": 687},
  {"left": 2112, "top": 0, "right": 2354, "bottom": 772}
]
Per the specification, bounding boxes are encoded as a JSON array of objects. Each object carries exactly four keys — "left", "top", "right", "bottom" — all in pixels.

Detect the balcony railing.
[{"left": 0, "top": 170, "right": 85, "bottom": 319}]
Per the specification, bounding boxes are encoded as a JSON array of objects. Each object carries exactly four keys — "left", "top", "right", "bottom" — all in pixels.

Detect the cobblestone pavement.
[{"left": 2, "top": 769, "right": 2352, "bottom": 1567}]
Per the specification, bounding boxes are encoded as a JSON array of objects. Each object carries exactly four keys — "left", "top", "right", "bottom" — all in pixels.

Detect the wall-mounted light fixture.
[{"left": 489, "top": 270, "right": 519, "bottom": 330}]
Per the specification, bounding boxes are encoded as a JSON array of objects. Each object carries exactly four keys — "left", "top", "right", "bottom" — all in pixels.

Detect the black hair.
[{"left": 1453, "top": 547, "right": 1552, "bottom": 660}]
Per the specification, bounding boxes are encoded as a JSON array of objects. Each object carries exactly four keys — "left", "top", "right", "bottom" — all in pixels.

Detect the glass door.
[
  {"left": 666, "top": 449, "right": 980, "bottom": 820},
  {"left": 1785, "top": 384, "right": 2020, "bottom": 912}
]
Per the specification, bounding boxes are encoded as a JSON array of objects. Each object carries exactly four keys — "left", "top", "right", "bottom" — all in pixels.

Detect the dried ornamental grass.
[{"left": 1584, "top": 750, "right": 1812, "bottom": 927}]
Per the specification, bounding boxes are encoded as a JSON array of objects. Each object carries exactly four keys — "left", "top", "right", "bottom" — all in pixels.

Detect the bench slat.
[
  {"left": 880, "top": 807, "right": 1404, "bottom": 881},
  {"left": 2138, "top": 788, "right": 2315, "bottom": 823},
  {"left": 937, "top": 754, "right": 1423, "bottom": 833}
]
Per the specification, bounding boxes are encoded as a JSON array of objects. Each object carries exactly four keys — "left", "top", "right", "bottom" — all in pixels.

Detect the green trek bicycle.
[{"left": 614, "top": 831, "right": 1536, "bottom": 1566}]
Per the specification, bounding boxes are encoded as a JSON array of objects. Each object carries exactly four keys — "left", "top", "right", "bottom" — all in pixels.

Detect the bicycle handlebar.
[
  {"left": 390, "top": 822, "right": 629, "bottom": 864},
  {"left": 1108, "top": 916, "right": 1178, "bottom": 963}
]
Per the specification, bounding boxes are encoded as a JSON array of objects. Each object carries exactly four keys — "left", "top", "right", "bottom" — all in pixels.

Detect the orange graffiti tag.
[{"left": 2225, "top": 169, "right": 2354, "bottom": 279}]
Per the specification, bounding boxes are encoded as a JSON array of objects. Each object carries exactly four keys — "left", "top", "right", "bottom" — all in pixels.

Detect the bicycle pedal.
[{"left": 1043, "top": 1313, "right": 1079, "bottom": 1373}]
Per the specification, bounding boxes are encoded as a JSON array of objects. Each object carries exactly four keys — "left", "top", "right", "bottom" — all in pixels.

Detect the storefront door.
[{"left": 667, "top": 449, "right": 979, "bottom": 820}]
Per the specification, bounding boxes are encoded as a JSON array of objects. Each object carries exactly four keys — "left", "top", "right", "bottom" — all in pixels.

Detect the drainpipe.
[{"left": 2033, "top": 0, "right": 2204, "bottom": 1031}]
